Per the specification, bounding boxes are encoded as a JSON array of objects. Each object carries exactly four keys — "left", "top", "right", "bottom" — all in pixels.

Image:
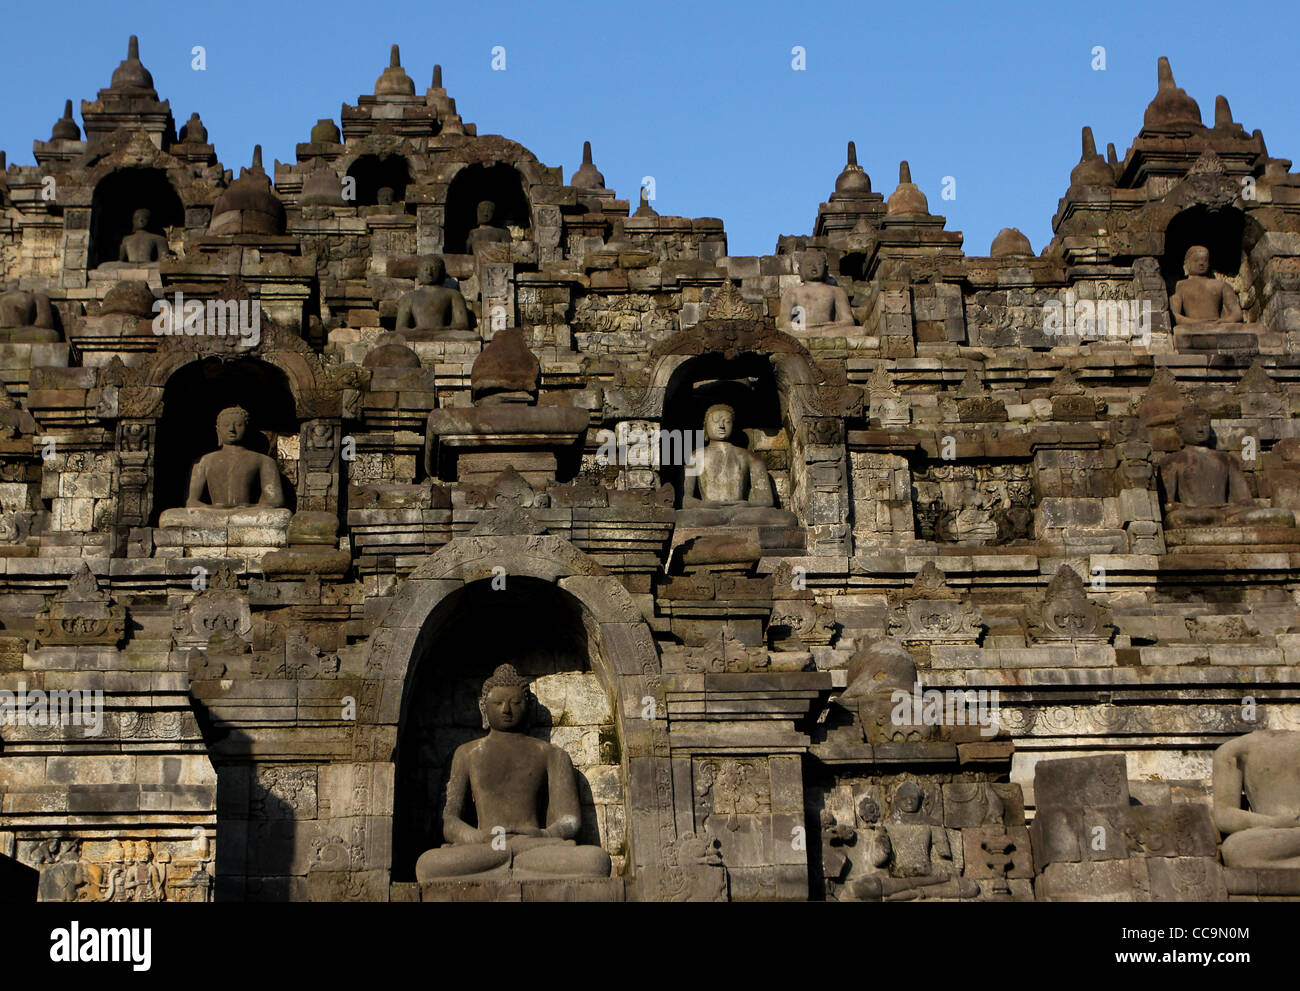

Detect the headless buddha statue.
[
  {"left": 415, "top": 664, "right": 612, "bottom": 882},
  {"left": 1213, "top": 730, "right": 1300, "bottom": 869},
  {"left": 0, "top": 285, "right": 60, "bottom": 342},
  {"left": 186, "top": 406, "right": 284, "bottom": 510}
]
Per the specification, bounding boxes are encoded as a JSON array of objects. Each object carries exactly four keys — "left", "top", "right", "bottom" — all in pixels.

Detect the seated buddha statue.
[
  {"left": 1213, "top": 730, "right": 1300, "bottom": 869},
  {"left": 1170, "top": 245, "right": 1248, "bottom": 334},
  {"left": 466, "top": 200, "right": 510, "bottom": 254},
  {"left": 0, "top": 285, "right": 61, "bottom": 342},
  {"left": 778, "top": 250, "right": 855, "bottom": 335},
  {"left": 679, "top": 403, "right": 796, "bottom": 527},
  {"left": 394, "top": 256, "right": 470, "bottom": 339},
  {"left": 415, "top": 664, "right": 612, "bottom": 882},
  {"left": 185, "top": 406, "right": 285, "bottom": 511},
  {"left": 1159, "top": 406, "right": 1293, "bottom": 528},
  {"left": 118, "top": 208, "right": 170, "bottom": 264}
]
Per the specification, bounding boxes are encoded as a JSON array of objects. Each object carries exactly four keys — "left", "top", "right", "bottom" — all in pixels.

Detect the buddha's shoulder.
[{"left": 452, "top": 737, "right": 487, "bottom": 760}]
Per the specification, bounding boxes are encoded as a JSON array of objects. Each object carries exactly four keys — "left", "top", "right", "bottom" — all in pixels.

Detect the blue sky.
[{"left": 2, "top": 0, "right": 1294, "bottom": 257}]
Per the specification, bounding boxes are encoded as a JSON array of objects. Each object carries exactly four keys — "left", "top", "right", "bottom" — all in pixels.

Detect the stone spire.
[
  {"left": 50, "top": 100, "right": 80, "bottom": 141},
  {"left": 1215, "top": 95, "right": 1234, "bottom": 128},
  {"left": 81, "top": 34, "right": 172, "bottom": 148},
  {"left": 1211, "top": 95, "right": 1246, "bottom": 136},
  {"left": 886, "top": 160, "right": 929, "bottom": 216},
  {"left": 634, "top": 185, "right": 659, "bottom": 218},
  {"left": 1106, "top": 142, "right": 1125, "bottom": 181},
  {"left": 1143, "top": 56, "right": 1202, "bottom": 128},
  {"left": 109, "top": 35, "right": 157, "bottom": 96},
  {"left": 571, "top": 141, "right": 606, "bottom": 190},
  {"left": 1070, "top": 126, "right": 1115, "bottom": 186},
  {"left": 834, "top": 140, "right": 871, "bottom": 196},
  {"left": 432, "top": 65, "right": 443, "bottom": 89},
  {"left": 374, "top": 44, "right": 415, "bottom": 97}
]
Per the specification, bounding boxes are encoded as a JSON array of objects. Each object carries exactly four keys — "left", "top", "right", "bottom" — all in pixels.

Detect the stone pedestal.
[
  {"left": 1164, "top": 524, "right": 1300, "bottom": 553},
  {"left": 672, "top": 506, "right": 804, "bottom": 575},
  {"left": 420, "top": 875, "right": 625, "bottom": 902},
  {"left": 425, "top": 405, "right": 587, "bottom": 485},
  {"left": 1173, "top": 327, "right": 1259, "bottom": 352},
  {"left": 263, "top": 510, "right": 349, "bottom": 577},
  {"left": 155, "top": 506, "right": 292, "bottom": 558}
]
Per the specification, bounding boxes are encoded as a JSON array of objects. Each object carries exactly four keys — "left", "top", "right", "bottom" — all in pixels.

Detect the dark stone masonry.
[{"left": 1, "top": 38, "right": 1299, "bottom": 902}]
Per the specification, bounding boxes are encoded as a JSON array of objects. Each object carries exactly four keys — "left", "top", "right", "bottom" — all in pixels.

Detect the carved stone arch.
[
  {"left": 111, "top": 330, "right": 341, "bottom": 521},
  {"left": 71, "top": 132, "right": 219, "bottom": 210},
  {"left": 334, "top": 134, "right": 428, "bottom": 173},
  {"left": 440, "top": 163, "right": 535, "bottom": 254},
  {"left": 64, "top": 133, "right": 221, "bottom": 268},
  {"left": 643, "top": 295, "right": 861, "bottom": 553},
  {"left": 428, "top": 135, "right": 543, "bottom": 180},
  {"left": 649, "top": 312, "right": 863, "bottom": 423},
  {"left": 120, "top": 322, "right": 335, "bottom": 421},
  {"left": 335, "top": 135, "right": 427, "bottom": 206},
  {"left": 1158, "top": 203, "right": 1253, "bottom": 302},
  {"left": 364, "top": 534, "right": 678, "bottom": 896}
]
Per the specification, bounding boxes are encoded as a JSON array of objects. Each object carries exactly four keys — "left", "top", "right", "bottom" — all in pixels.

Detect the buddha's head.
[
  {"left": 895, "top": 780, "right": 924, "bottom": 814},
  {"left": 703, "top": 403, "right": 735, "bottom": 443},
  {"left": 476, "top": 200, "right": 497, "bottom": 226},
  {"left": 377, "top": 186, "right": 395, "bottom": 206},
  {"left": 1176, "top": 405, "right": 1212, "bottom": 447},
  {"left": 1184, "top": 245, "right": 1211, "bottom": 277},
  {"left": 417, "top": 256, "right": 446, "bottom": 286},
  {"left": 479, "top": 663, "right": 534, "bottom": 732},
  {"left": 215, "top": 406, "right": 250, "bottom": 446},
  {"left": 798, "top": 250, "right": 827, "bottom": 284},
  {"left": 132, "top": 208, "right": 151, "bottom": 232},
  {"left": 857, "top": 795, "right": 881, "bottom": 824}
]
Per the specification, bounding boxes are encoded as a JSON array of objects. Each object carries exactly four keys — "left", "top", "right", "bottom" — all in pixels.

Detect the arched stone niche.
[
  {"left": 642, "top": 306, "right": 863, "bottom": 554},
  {"left": 111, "top": 327, "right": 343, "bottom": 526},
  {"left": 363, "top": 534, "right": 680, "bottom": 897},
  {"left": 661, "top": 352, "right": 789, "bottom": 508},
  {"left": 345, "top": 153, "right": 411, "bottom": 207},
  {"left": 443, "top": 162, "right": 531, "bottom": 254},
  {"left": 89, "top": 167, "right": 185, "bottom": 268},
  {"left": 151, "top": 356, "right": 299, "bottom": 520},
  {"left": 391, "top": 575, "right": 624, "bottom": 879},
  {"left": 1162, "top": 205, "right": 1251, "bottom": 300}
]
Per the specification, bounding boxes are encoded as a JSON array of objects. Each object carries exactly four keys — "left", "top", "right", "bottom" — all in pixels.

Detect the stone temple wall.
[{"left": 1, "top": 38, "right": 1299, "bottom": 902}]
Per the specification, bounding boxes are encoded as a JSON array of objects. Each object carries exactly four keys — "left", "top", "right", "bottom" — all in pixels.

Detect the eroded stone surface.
[{"left": 0, "top": 43, "right": 1298, "bottom": 904}]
